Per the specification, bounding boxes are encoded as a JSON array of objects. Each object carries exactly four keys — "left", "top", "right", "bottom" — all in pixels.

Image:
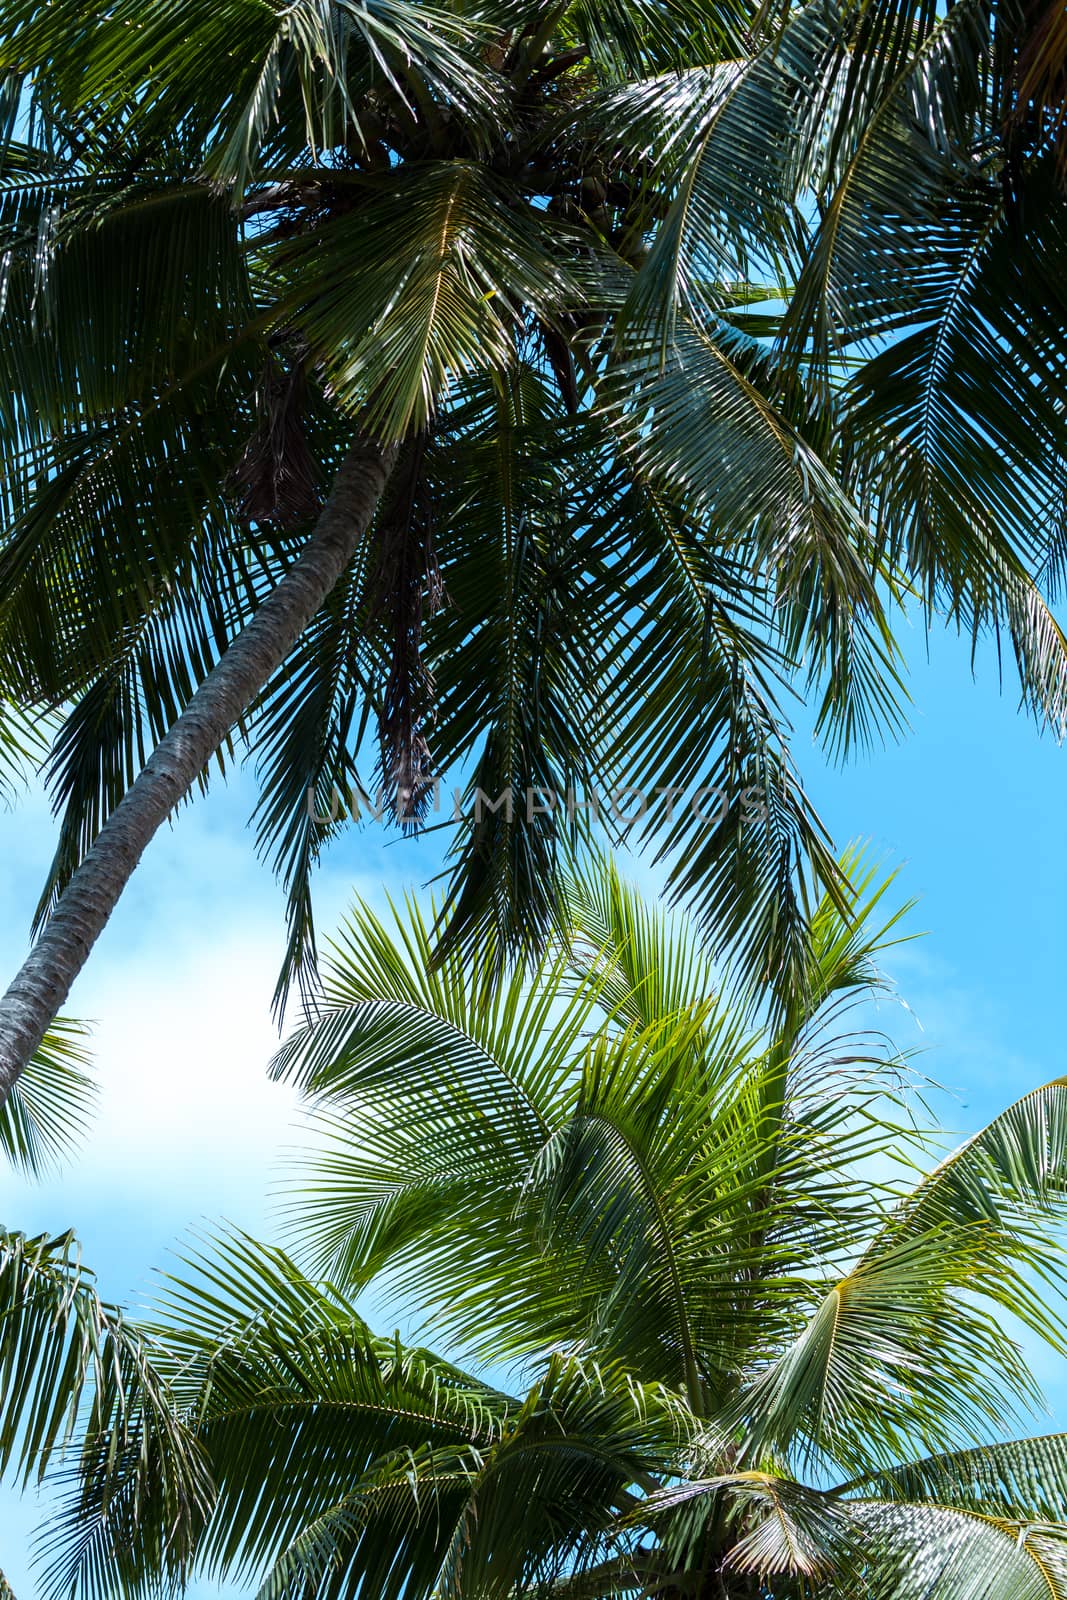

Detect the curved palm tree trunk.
[{"left": 0, "top": 438, "right": 396, "bottom": 1109}]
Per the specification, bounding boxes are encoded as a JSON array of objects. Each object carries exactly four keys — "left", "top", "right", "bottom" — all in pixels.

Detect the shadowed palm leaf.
[{"left": 0, "top": 0, "right": 1064, "bottom": 1098}]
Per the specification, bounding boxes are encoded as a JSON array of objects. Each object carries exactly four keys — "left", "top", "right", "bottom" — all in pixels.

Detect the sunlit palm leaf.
[
  {"left": 845, "top": 1433, "right": 1067, "bottom": 1526},
  {"left": 0, "top": 1019, "right": 94, "bottom": 1176}
]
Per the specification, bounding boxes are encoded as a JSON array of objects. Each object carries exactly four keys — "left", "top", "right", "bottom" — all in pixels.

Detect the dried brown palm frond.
[
  {"left": 364, "top": 433, "right": 446, "bottom": 824},
  {"left": 231, "top": 348, "right": 322, "bottom": 529}
]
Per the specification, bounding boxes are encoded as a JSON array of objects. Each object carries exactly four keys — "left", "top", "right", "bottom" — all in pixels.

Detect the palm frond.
[
  {"left": 642, "top": 1471, "right": 859, "bottom": 1585},
  {"left": 727, "top": 1225, "right": 1045, "bottom": 1474},
  {"left": 0, "top": 1018, "right": 95, "bottom": 1176},
  {"left": 0, "top": 698, "right": 50, "bottom": 806},
  {"left": 272, "top": 165, "right": 578, "bottom": 438},
  {"left": 46, "top": 1228, "right": 683, "bottom": 1600},
  {"left": 0, "top": 1227, "right": 207, "bottom": 1527},
  {"left": 843, "top": 1433, "right": 1067, "bottom": 1526},
  {"left": 844, "top": 1498, "right": 1067, "bottom": 1600},
  {"left": 1, "top": 0, "right": 503, "bottom": 194},
  {"left": 562, "top": 854, "right": 719, "bottom": 1029}
]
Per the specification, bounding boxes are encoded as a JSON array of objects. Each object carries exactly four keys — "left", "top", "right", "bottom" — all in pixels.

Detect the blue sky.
[{"left": 1, "top": 618, "right": 1065, "bottom": 1592}]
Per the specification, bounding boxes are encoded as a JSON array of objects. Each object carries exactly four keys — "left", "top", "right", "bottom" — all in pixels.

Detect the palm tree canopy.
[
  {"left": 0, "top": 0, "right": 1064, "bottom": 1018},
  {"left": 30, "top": 856, "right": 1067, "bottom": 1599}
]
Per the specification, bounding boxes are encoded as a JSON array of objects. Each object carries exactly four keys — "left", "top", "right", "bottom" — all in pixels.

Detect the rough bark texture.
[{"left": 0, "top": 438, "right": 396, "bottom": 1108}]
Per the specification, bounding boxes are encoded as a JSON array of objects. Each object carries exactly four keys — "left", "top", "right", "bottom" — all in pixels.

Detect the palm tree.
[
  {"left": 0, "top": 0, "right": 1065, "bottom": 1108},
  {"left": 35, "top": 857, "right": 1067, "bottom": 1598}
]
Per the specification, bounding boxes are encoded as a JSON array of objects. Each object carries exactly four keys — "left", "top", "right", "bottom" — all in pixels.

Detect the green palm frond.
[
  {"left": 415, "top": 370, "right": 619, "bottom": 962},
  {"left": 31, "top": 573, "right": 240, "bottom": 926},
  {"left": 270, "top": 164, "right": 579, "bottom": 439},
  {"left": 723, "top": 1073, "right": 1067, "bottom": 1477},
  {"left": 0, "top": 1018, "right": 95, "bottom": 1176},
  {"left": 783, "top": 0, "right": 992, "bottom": 374},
  {"left": 43, "top": 1229, "right": 683, "bottom": 1600},
  {"left": 0, "top": 1227, "right": 208, "bottom": 1532},
  {"left": 730, "top": 1227, "right": 1044, "bottom": 1474},
  {"left": 0, "top": 170, "right": 253, "bottom": 438},
  {"left": 611, "top": 0, "right": 841, "bottom": 342},
  {"left": 845, "top": 1499, "right": 1067, "bottom": 1600},
  {"left": 0, "top": 1048, "right": 207, "bottom": 1584},
  {"left": 0, "top": 698, "right": 50, "bottom": 807},
  {"left": 888, "top": 1076, "right": 1067, "bottom": 1237},
  {"left": 600, "top": 311, "right": 909, "bottom": 777},
  {"left": 0, "top": 0, "right": 503, "bottom": 194},
  {"left": 769, "top": 0, "right": 1067, "bottom": 733},
  {"left": 844, "top": 1433, "right": 1067, "bottom": 1525},
  {"left": 772, "top": 839, "right": 916, "bottom": 1040},
  {"left": 562, "top": 854, "right": 719, "bottom": 1028},
  {"left": 566, "top": 0, "right": 764, "bottom": 76},
  {"left": 126, "top": 1232, "right": 508, "bottom": 1592},
  {"left": 270, "top": 890, "right": 606, "bottom": 1286},
  {"left": 248, "top": 613, "right": 369, "bottom": 1016},
  {"left": 278, "top": 859, "right": 924, "bottom": 1397}
]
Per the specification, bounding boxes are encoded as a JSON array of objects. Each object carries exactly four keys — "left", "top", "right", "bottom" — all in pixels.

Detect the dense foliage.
[
  {"left": 5, "top": 861, "right": 1067, "bottom": 1597},
  {"left": 2, "top": 1, "right": 1067, "bottom": 1589},
  {"left": 0, "top": 0, "right": 1064, "bottom": 1021}
]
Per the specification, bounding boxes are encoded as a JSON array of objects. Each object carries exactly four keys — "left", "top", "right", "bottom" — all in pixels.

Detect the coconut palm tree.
[
  {"left": 0, "top": 0, "right": 1065, "bottom": 1111},
  {"left": 34, "top": 857, "right": 1067, "bottom": 1598}
]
